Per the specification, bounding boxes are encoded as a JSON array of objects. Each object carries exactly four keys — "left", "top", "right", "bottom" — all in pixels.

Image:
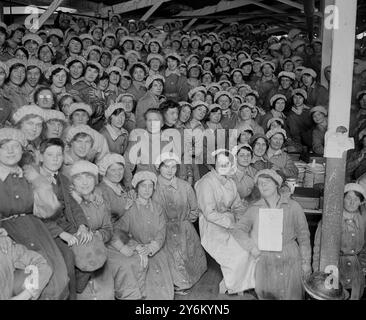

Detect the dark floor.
[{"left": 174, "top": 254, "right": 256, "bottom": 300}]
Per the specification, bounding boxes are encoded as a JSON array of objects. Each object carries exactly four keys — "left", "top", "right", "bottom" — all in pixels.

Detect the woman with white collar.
[
  {"left": 195, "top": 149, "right": 256, "bottom": 295},
  {"left": 0, "top": 127, "right": 68, "bottom": 299},
  {"left": 233, "top": 169, "right": 311, "bottom": 300}
]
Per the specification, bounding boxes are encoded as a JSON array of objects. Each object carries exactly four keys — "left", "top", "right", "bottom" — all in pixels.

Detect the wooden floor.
[{"left": 174, "top": 254, "right": 256, "bottom": 300}]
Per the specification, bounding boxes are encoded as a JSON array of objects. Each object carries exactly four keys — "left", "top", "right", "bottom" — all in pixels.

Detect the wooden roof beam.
[
  {"left": 276, "top": 0, "right": 322, "bottom": 17},
  {"left": 100, "top": 0, "right": 171, "bottom": 17}
]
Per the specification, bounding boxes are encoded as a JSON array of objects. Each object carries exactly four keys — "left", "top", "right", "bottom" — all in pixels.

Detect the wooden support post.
[
  {"left": 319, "top": 0, "right": 357, "bottom": 272},
  {"left": 183, "top": 18, "right": 198, "bottom": 31},
  {"left": 320, "top": 0, "right": 334, "bottom": 87},
  {"left": 141, "top": 1, "right": 163, "bottom": 21}
]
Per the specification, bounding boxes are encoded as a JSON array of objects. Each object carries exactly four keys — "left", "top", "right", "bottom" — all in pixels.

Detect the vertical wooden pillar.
[
  {"left": 0, "top": 2, "right": 4, "bottom": 23},
  {"left": 320, "top": 0, "right": 334, "bottom": 87},
  {"left": 319, "top": 0, "right": 358, "bottom": 272}
]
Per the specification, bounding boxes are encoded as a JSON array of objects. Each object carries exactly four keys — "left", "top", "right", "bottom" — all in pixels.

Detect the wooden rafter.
[
  {"left": 276, "top": 0, "right": 322, "bottom": 17},
  {"left": 140, "top": 0, "right": 163, "bottom": 21},
  {"left": 100, "top": 0, "right": 171, "bottom": 17}
]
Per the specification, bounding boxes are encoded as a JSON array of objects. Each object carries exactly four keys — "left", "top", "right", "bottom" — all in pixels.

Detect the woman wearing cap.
[
  {"left": 100, "top": 103, "right": 129, "bottom": 155},
  {"left": 63, "top": 125, "right": 96, "bottom": 176},
  {"left": 233, "top": 169, "right": 311, "bottom": 300},
  {"left": 260, "top": 94, "right": 287, "bottom": 132},
  {"left": 0, "top": 127, "right": 69, "bottom": 299},
  {"left": 187, "top": 64, "right": 202, "bottom": 90},
  {"left": 33, "top": 86, "right": 56, "bottom": 110},
  {"left": 71, "top": 61, "right": 106, "bottom": 131},
  {"left": 65, "top": 56, "right": 86, "bottom": 90},
  {"left": 2, "top": 59, "right": 28, "bottom": 110},
  {"left": 286, "top": 89, "right": 313, "bottom": 153},
  {"left": 313, "top": 183, "right": 366, "bottom": 299},
  {"left": 69, "top": 160, "right": 146, "bottom": 300},
  {"left": 236, "top": 103, "right": 264, "bottom": 137},
  {"left": 231, "top": 144, "right": 257, "bottom": 202},
  {"left": 265, "top": 128, "right": 298, "bottom": 179},
  {"left": 42, "top": 110, "right": 67, "bottom": 139},
  {"left": 37, "top": 44, "right": 55, "bottom": 69},
  {"left": 300, "top": 68, "right": 329, "bottom": 108},
  {"left": 310, "top": 106, "right": 328, "bottom": 155},
  {"left": 13, "top": 104, "right": 45, "bottom": 165},
  {"left": 48, "top": 65, "right": 69, "bottom": 100},
  {"left": 195, "top": 149, "right": 256, "bottom": 295},
  {"left": 205, "top": 103, "right": 223, "bottom": 133},
  {"left": 64, "top": 36, "right": 83, "bottom": 64},
  {"left": 116, "top": 93, "right": 136, "bottom": 132},
  {"left": 96, "top": 153, "right": 132, "bottom": 225},
  {"left": 135, "top": 75, "right": 164, "bottom": 128},
  {"left": 105, "top": 67, "right": 123, "bottom": 103},
  {"left": 147, "top": 39, "right": 162, "bottom": 55},
  {"left": 152, "top": 153, "right": 207, "bottom": 295},
  {"left": 147, "top": 54, "right": 164, "bottom": 77},
  {"left": 215, "top": 54, "right": 231, "bottom": 78},
  {"left": 214, "top": 91, "right": 237, "bottom": 130},
  {"left": 22, "top": 60, "right": 44, "bottom": 103},
  {"left": 253, "top": 61, "right": 278, "bottom": 111},
  {"left": 164, "top": 53, "right": 189, "bottom": 102},
  {"left": 113, "top": 170, "right": 175, "bottom": 299},
  {"left": 22, "top": 34, "right": 43, "bottom": 59},
  {"left": 265, "top": 71, "right": 295, "bottom": 109}
]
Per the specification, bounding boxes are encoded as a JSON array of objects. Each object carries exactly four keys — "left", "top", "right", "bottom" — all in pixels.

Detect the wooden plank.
[
  {"left": 140, "top": 0, "right": 163, "bottom": 21},
  {"left": 176, "top": 0, "right": 255, "bottom": 17},
  {"left": 183, "top": 18, "right": 198, "bottom": 31},
  {"left": 276, "top": 0, "right": 323, "bottom": 17},
  {"left": 100, "top": 0, "right": 171, "bottom": 17}
]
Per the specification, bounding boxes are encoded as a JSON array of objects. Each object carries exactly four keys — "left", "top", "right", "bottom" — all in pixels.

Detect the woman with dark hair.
[
  {"left": 14, "top": 47, "right": 29, "bottom": 61},
  {"left": 313, "top": 183, "right": 366, "bottom": 299},
  {"left": 135, "top": 74, "right": 164, "bottom": 128},
  {"left": 0, "top": 127, "right": 69, "bottom": 300},
  {"left": 128, "top": 62, "right": 148, "bottom": 101},
  {"left": 175, "top": 102, "right": 192, "bottom": 129},
  {"left": 233, "top": 169, "right": 311, "bottom": 300},
  {"left": 164, "top": 52, "right": 189, "bottom": 102},
  {"left": 71, "top": 61, "right": 106, "bottom": 131},
  {"left": 231, "top": 144, "right": 257, "bottom": 202},
  {"left": 100, "top": 103, "right": 129, "bottom": 154},
  {"left": 0, "top": 24, "right": 11, "bottom": 61},
  {"left": 250, "top": 133, "right": 271, "bottom": 171},
  {"left": 63, "top": 35, "right": 83, "bottom": 63},
  {"left": 265, "top": 128, "right": 298, "bottom": 179},
  {"left": 22, "top": 60, "right": 45, "bottom": 104},
  {"left": 187, "top": 64, "right": 202, "bottom": 89},
  {"left": 2, "top": 59, "right": 28, "bottom": 110},
  {"left": 65, "top": 56, "right": 86, "bottom": 89}
]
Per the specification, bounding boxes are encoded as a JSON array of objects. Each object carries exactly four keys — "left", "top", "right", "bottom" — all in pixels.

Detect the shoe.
[{"left": 174, "top": 289, "right": 189, "bottom": 296}]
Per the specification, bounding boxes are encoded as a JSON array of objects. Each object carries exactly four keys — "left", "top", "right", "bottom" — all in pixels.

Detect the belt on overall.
[{"left": 0, "top": 214, "right": 27, "bottom": 222}]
